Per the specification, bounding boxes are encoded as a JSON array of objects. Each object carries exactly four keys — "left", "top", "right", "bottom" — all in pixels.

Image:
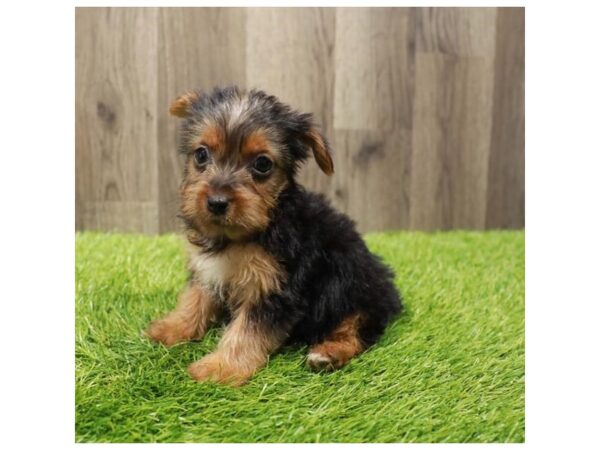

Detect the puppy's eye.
[
  {"left": 193, "top": 146, "right": 209, "bottom": 166},
  {"left": 252, "top": 155, "right": 273, "bottom": 175}
]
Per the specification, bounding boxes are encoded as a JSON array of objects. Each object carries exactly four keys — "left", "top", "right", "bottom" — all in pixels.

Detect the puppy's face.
[{"left": 170, "top": 87, "right": 333, "bottom": 242}]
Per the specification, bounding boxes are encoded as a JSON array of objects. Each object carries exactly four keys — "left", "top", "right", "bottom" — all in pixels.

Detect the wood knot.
[
  {"left": 354, "top": 140, "right": 384, "bottom": 165},
  {"left": 97, "top": 101, "right": 116, "bottom": 126}
]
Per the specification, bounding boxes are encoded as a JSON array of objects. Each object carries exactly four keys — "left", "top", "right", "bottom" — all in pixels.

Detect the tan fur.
[
  {"left": 188, "top": 242, "right": 284, "bottom": 310},
  {"left": 179, "top": 176, "right": 210, "bottom": 231},
  {"left": 146, "top": 283, "right": 220, "bottom": 346},
  {"left": 197, "top": 122, "right": 225, "bottom": 156},
  {"left": 185, "top": 241, "right": 286, "bottom": 385},
  {"left": 179, "top": 150, "right": 288, "bottom": 240},
  {"left": 169, "top": 91, "right": 200, "bottom": 118},
  {"left": 305, "top": 128, "right": 334, "bottom": 175},
  {"left": 188, "top": 304, "right": 287, "bottom": 386},
  {"left": 308, "top": 313, "right": 364, "bottom": 371},
  {"left": 148, "top": 240, "right": 286, "bottom": 386},
  {"left": 228, "top": 180, "right": 280, "bottom": 234},
  {"left": 241, "top": 128, "right": 272, "bottom": 158},
  {"left": 229, "top": 143, "right": 289, "bottom": 235}
]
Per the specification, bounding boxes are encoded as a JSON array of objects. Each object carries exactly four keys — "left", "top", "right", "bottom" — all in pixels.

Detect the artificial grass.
[{"left": 75, "top": 230, "right": 524, "bottom": 443}]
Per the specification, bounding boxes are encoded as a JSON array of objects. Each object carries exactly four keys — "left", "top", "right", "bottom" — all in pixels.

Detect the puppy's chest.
[{"left": 188, "top": 243, "right": 283, "bottom": 308}]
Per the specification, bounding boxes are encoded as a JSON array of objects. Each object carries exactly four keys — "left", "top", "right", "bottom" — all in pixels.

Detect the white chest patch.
[
  {"left": 191, "top": 251, "right": 235, "bottom": 290},
  {"left": 187, "top": 242, "right": 283, "bottom": 308}
]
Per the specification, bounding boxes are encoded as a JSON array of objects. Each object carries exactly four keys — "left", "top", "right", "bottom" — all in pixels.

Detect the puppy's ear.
[
  {"left": 169, "top": 91, "right": 200, "bottom": 118},
  {"left": 303, "top": 128, "right": 334, "bottom": 175}
]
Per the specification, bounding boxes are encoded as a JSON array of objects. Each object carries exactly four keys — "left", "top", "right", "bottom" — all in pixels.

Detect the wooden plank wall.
[{"left": 76, "top": 7, "right": 525, "bottom": 233}]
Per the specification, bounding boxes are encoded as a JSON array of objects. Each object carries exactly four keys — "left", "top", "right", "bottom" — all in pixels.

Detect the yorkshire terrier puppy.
[{"left": 147, "top": 86, "right": 402, "bottom": 385}]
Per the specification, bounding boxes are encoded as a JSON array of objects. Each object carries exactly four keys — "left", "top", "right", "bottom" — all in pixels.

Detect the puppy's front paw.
[
  {"left": 188, "top": 353, "right": 252, "bottom": 386},
  {"left": 146, "top": 316, "right": 194, "bottom": 347}
]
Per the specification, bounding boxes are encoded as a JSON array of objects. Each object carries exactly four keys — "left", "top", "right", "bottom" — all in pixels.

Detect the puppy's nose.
[{"left": 207, "top": 195, "right": 229, "bottom": 215}]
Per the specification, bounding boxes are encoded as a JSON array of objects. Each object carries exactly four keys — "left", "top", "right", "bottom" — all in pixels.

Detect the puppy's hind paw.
[{"left": 307, "top": 352, "right": 335, "bottom": 372}]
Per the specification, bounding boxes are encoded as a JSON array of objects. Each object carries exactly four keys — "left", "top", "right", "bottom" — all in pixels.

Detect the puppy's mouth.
[
  {"left": 208, "top": 215, "right": 227, "bottom": 225},
  {"left": 202, "top": 215, "right": 247, "bottom": 239},
  {"left": 207, "top": 213, "right": 237, "bottom": 228},
  {"left": 179, "top": 211, "right": 236, "bottom": 233}
]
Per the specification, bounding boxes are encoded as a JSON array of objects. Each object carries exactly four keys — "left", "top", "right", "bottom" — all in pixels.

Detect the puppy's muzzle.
[{"left": 207, "top": 195, "right": 230, "bottom": 215}]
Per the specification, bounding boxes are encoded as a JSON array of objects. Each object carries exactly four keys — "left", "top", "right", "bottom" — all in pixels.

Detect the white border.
[{"left": 4, "top": 0, "right": 600, "bottom": 448}]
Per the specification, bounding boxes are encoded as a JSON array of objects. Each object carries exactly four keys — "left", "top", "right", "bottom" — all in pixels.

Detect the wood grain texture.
[
  {"left": 332, "top": 129, "right": 412, "bottom": 231},
  {"left": 76, "top": 8, "right": 159, "bottom": 232},
  {"left": 409, "top": 7, "right": 497, "bottom": 230},
  {"left": 331, "top": 8, "right": 415, "bottom": 231},
  {"left": 409, "top": 53, "right": 495, "bottom": 230},
  {"left": 77, "top": 201, "right": 159, "bottom": 234},
  {"left": 486, "top": 8, "right": 525, "bottom": 229},
  {"left": 415, "top": 7, "right": 497, "bottom": 56},
  {"left": 334, "top": 8, "right": 414, "bottom": 131},
  {"left": 75, "top": 7, "right": 525, "bottom": 234}
]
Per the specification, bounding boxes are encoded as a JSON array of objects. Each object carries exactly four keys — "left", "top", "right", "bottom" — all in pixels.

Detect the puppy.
[{"left": 147, "top": 86, "right": 402, "bottom": 385}]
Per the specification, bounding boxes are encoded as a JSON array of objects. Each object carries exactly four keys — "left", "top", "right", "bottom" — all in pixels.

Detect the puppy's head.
[{"left": 171, "top": 86, "right": 333, "bottom": 243}]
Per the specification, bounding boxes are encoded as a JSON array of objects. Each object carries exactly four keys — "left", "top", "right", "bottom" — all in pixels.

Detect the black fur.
[{"left": 251, "top": 183, "right": 402, "bottom": 348}]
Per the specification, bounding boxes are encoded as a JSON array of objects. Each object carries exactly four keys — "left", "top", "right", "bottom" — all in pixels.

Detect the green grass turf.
[{"left": 75, "top": 230, "right": 524, "bottom": 443}]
